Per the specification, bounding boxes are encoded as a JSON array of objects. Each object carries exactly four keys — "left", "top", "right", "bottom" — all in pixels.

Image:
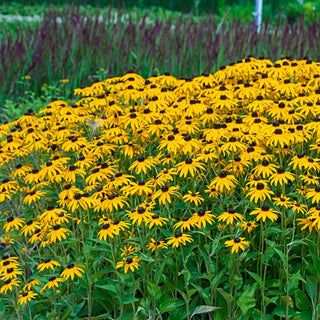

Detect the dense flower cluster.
[{"left": 1, "top": 57, "right": 320, "bottom": 311}]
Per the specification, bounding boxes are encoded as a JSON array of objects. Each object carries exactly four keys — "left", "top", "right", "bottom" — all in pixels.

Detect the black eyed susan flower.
[
  {"left": 1, "top": 267, "right": 23, "bottom": 280},
  {"left": 0, "top": 278, "right": 21, "bottom": 294},
  {"left": 253, "top": 160, "right": 278, "bottom": 179},
  {"left": 17, "top": 291, "right": 37, "bottom": 305},
  {"left": 297, "top": 217, "right": 317, "bottom": 232},
  {"left": 250, "top": 204, "right": 278, "bottom": 222},
  {"left": 159, "top": 134, "right": 184, "bottom": 155},
  {"left": 47, "top": 224, "right": 70, "bottom": 243},
  {"left": 146, "top": 238, "right": 168, "bottom": 252},
  {"left": 190, "top": 209, "right": 215, "bottom": 228},
  {"left": 210, "top": 171, "right": 238, "bottom": 193},
  {"left": 225, "top": 237, "right": 249, "bottom": 253},
  {"left": 246, "top": 182, "right": 274, "bottom": 203},
  {"left": 273, "top": 195, "right": 291, "bottom": 208},
  {"left": 166, "top": 232, "right": 193, "bottom": 249},
  {"left": 152, "top": 185, "right": 180, "bottom": 205},
  {"left": 126, "top": 207, "right": 153, "bottom": 226},
  {"left": 288, "top": 153, "right": 308, "bottom": 170},
  {"left": 60, "top": 264, "right": 85, "bottom": 280},
  {"left": 23, "top": 279, "right": 41, "bottom": 291},
  {"left": 269, "top": 167, "right": 295, "bottom": 186},
  {"left": 116, "top": 256, "right": 141, "bottom": 274},
  {"left": 97, "top": 223, "right": 118, "bottom": 240},
  {"left": 306, "top": 186, "right": 320, "bottom": 204},
  {"left": 41, "top": 276, "right": 64, "bottom": 292},
  {"left": 182, "top": 191, "right": 204, "bottom": 206},
  {"left": 121, "top": 180, "right": 153, "bottom": 197},
  {"left": 3, "top": 217, "right": 25, "bottom": 233},
  {"left": 145, "top": 214, "right": 169, "bottom": 229},
  {"left": 129, "top": 155, "right": 156, "bottom": 174},
  {"left": 240, "top": 221, "right": 258, "bottom": 233},
  {"left": 1, "top": 235, "right": 14, "bottom": 245},
  {"left": 173, "top": 216, "right": 194, "bottom": 232},
  {"left": 205, "top": 186, "right": 220, "bottom": 198},
  {"left": 37, "top": 259, "right": 61, "bottom": 272},
  {"left": 217, "top": 208, "right": 245, "bottom": 225},
  {"left": 175, "top": 157, "right": 205, "bottom": 178},
  {"left": 300, "top": 174, "right": 320, "bottom": 186},
  {"left": 20, "top": 220, "right": 41, "bottom": 237},
  {"left": 120, "top": 245, "right": 136, "bottom": 257},
  {"left": 23, "top": 189, "right": 46, "bottom": 205}
]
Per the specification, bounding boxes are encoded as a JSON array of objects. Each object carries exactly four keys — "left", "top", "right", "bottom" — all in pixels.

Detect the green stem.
[{"left": 180, "top": 246, "right": 190, "bottom": 320}]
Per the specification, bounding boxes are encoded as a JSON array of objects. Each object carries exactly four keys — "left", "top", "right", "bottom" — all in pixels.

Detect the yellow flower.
[
  {"left": 47, "top": 225, "right": 70, "bottom": 243},
  {"left": 225, "top": 237, "right": 249, "bottom": 253},
  {"left": 97, "top": 223, "right": 118, "bottom": 240},
  {"left": 175, "top": 157, "right": 205, "bottom": 178},
  {"left": 17, "top": 291, "right": 37, "bottom": 305},
  {"left": 3, "top": 217, "right": 25, "bottom": 233},
  {"left": 306, "top": 186, "right": 320, "bottom": 204},
  {"left": 23, "top": 279, "right": 41, "bottom": 291},
  {"left": 120, "top": 245, "right": 136, "bottom": 257},
  {"left": 0, "top": 278, "right": 21, "bottom": 294},
  {"left": 217, "top": 209, "right": 245, "bottom": 225},
  {"left": 146, "top": 238, "right": 168, "bottom": 252},
  {"left": 145, "top": 214, "right": 169, "bottom": 229},
  {"left": 41, "top": 276, "right": 64, "bottom": 292},
  {"left": 240, "top": 221, "right": 258, "bottom": 233},
  {"left": 250, "top": 205, "right": 278, "bottom": 222},
  {"left": 210, "top": 171, "right": 237, "bottom": 192},
  {"left": 246, "top": 182, "right": 274, "bottom": 203},
  {"left": 37, "top": 259, "right": 61, "bottom": 272},
  {"left": 269, "top": 168, "right": 295, "bottom": 186},
  {"left": 166, "top": 232, "right": 193, "bottom": 248},
  {"left": 60, "top": 264, "right": 85, "bottom": 280},
  {"left": 173, "top": 217, "right": 194, "bottom": 232},
  {"left": 190, "top": 210, "right": 215, "bottom": 228},
  {"left": 152, "top": 185, "right": 180, "bottom": 205},
  {"left": 182, "top": 191, "right": 204, "bottom": 206},
  {"left": 116, "top": 256, "right": 141, "bottom": 274}
]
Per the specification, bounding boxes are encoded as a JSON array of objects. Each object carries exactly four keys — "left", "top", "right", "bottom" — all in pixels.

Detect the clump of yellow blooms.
[{"left": 2, "top": 57, "right": 320, "bottom": 313}]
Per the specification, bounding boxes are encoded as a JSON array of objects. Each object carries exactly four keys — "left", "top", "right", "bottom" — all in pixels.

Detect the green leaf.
[
  {"left": 215, "top": 288, "right": 233, "bottom": 304},
  {"left": 190, "top": 283, "right": 210, "bottom": 301},
  {"left": 237, "top": 284, "right": 256, "bottom": 315},
  {"left": 95, "top": 284, "right": 118, "bottom": 294},
  {"left": 121, "top": 294, "right": 139, "bottom": 305},
  {"left": 159, "top": 298, "right": 185, "bottom": 313},
  {"left": 273, "top": 248, "right": 286, "bottom": 267},
  {"left": 306, "top": 277, "right": 316, "bottom": 303},
  {"left": 272, "top": 306, "right": 298, "bottom": 317},
  {"left": 190, "top": 306, "right": 220, "bottom": 319},
  {"left": 294, "top": 289, "right": 311, "bottom": 311},
  {"left": 73, "top": 301, "right": 86, "bottom": 315},
  {"left": 246, "top": 270, "right": 263, "bottom": 289},
  {"left": 90, "top": 314, "right": 113, "bottom": 320}
]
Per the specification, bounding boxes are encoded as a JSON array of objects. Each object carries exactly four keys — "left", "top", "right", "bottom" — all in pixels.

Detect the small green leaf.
[
  {"left": 159, "top": 298, "right": 185, "bottom": 313},
  {"left": 272, "top": 306, "right": 298, "bottom": 317},
  {"left": 246, "top": 270, "right": 263, "bottom": 289},
  {"left": 273, "top": 248, "right": 286, "bottom": 266},
  {"left": 121, "top": 294, "right": 139, "bottom": 305},
  {"left": 215, "top": 288, "right": 233, "bottom": 303},
  {"left": 237, "top": 284, "right": 256, "bottom": 315},
  {"left": 306, "top": 277, "right": 316, "bottom": 303},
  {"left": 190, "top": 306, "right": 220, "bottom": 319},
  {"left": 95, "top": 284, "right": 118, "bottom": 294},
  {"left": 294, "top": 288, "right": 311, "bottom": 311}
]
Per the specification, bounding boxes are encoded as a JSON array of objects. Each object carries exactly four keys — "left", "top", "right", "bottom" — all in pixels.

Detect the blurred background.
[{"left": 0, "top": 0, "right": 319, "bottom": 122}]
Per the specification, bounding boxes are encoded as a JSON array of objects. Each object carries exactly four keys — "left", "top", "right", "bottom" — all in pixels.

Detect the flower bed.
[{"left": 1, "top": 56, "right": 320, "bottom": 319}]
